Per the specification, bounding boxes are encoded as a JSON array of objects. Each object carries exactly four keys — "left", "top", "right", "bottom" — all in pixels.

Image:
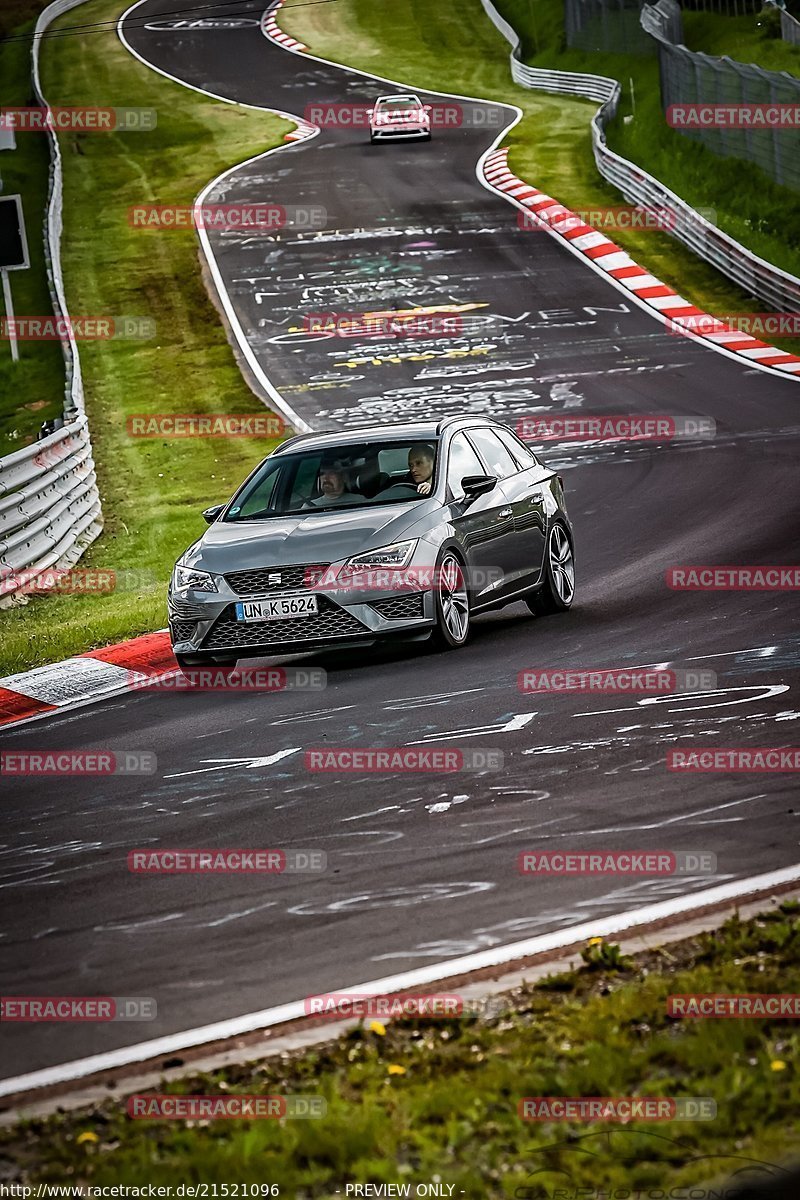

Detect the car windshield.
[
  {"left": 224, "top": 439, "right": 440, "bottom": 521},
  {"left": 379, "top": 98, "right": 420, "bottom": 110}
]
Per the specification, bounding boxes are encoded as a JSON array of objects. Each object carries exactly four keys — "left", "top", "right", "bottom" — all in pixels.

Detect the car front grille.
[
  {"left": 223, "top": 564, "right": 330, "bottom": 596},
  {"left": 369, "top": 593, "right": 426, "bottom": 620},
  {"left": 170, "top": 620, "right": 197, "bottom": 642},
  {"left": 201, "top": 598, "right": 367, "bottom": 650}
]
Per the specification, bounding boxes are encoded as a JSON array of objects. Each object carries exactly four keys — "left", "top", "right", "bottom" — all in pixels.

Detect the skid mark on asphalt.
[
  {"left": 287, "top": 880, "right": 493, "bottom": 916},
  {"left": 369, "top": 874, "right": 738, "bottom": 961},
  {"left": 383, "top": 688, "right": 485, "bottom": 710}
]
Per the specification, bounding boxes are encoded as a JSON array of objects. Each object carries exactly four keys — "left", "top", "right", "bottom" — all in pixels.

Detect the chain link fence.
[
  {"left": 565, "top": 0, "right": 655, "bottom": 55},
  {"left": 642, "top": 0, "right": 800, "bottom": 190},
  {"left": 679, "top": 0, "right": 762, "bottom": 14}
]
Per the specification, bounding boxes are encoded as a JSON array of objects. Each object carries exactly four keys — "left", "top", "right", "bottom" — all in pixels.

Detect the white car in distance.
[{"left": 369, "top": 94, "right": 432, "bottom": 143}]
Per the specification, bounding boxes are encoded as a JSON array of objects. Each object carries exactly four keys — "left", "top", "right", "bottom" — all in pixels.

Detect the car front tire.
[
  {"left": 526, "top": 521, "right": 575, "bottom": 616},
  {"left": 431, "top": 550, "right": 471, "bottom": 650}
]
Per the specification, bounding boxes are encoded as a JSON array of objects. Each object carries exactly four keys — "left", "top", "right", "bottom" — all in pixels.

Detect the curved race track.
[{"left": 1, "top": 0, "right": 799, "bottom": 1089}]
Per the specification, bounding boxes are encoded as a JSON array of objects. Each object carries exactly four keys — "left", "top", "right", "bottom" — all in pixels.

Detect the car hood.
[{"left": 187, "top": 502, "right": 434, "bottom": 574}]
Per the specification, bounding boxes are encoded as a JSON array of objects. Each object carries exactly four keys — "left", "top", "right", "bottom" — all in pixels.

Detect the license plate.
[{"left": 235, "top": 595, "right": 318, "bottom": 623}]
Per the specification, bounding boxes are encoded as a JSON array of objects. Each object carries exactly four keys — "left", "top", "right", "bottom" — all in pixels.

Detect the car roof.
[{"left": 272, "top": 417, "right": 502, "bottom": 455}]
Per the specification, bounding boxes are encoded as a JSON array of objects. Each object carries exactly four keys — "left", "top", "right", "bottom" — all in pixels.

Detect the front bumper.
[
  {"left": 168, "top": 576, "right": 437, "bottom": 659},
  {"left": 370, "top": 124, "right": 430, "bottom": 139}
]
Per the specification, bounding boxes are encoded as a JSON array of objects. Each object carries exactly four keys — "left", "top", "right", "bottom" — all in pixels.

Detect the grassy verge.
[
  {"left": 0, "top": 0, "right": 293, "bottom": 676},
  {"left": 281, "top": 0, "right": 800, "bottom": 356},
  {"left": 683, "top": 8, "right": 800, "bottom": 75},
  {"left": 4, "top": 904, "right": 799, "bottom": 1187},
  {"left": 0, "top": 6, "right": 67, "bottom": 453}
]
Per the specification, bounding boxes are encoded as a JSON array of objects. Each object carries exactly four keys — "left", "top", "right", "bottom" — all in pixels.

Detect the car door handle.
[{"left": 498, "top": 507, "right": 512, "bottom": 519}]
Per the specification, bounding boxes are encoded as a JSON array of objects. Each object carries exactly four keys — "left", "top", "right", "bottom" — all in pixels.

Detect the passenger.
[
  {"left": 310, "top": 462, "right": 361, "bottom": 507},
  {"left": 407, "top": 443, "right": 436, "bottom": 495}
]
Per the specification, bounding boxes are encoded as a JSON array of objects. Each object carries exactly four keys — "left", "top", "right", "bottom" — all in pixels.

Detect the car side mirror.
[
  {"left": 202, "top": 503, "right": 225, "bottom": 524},
  {"left": 461, "top": 474, "right": 497, "bottom": 498}
]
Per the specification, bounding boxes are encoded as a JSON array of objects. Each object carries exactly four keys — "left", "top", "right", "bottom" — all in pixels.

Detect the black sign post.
[{"left": 0, "top": 194, "right": 30, "bottom": 364}]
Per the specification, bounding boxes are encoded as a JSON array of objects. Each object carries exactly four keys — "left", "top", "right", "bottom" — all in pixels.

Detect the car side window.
[
  {"left": 495, "top": 426, "right": 540, "bottom": 469},
  {"left": 467, "top": 428, "right": 519, "bottom": 479},
  {"left": 446, "top": 433, "right": 486, "bottom": 499}
]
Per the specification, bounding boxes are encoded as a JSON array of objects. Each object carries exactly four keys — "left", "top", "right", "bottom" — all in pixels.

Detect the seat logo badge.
[{"left": 268, "top": 573, "right": 282, "bottom": 585}]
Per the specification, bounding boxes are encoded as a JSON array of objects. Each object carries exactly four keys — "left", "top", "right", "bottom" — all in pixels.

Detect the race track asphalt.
[{"left": 1, "top": 0, "right": 798, "bottom": 1083}]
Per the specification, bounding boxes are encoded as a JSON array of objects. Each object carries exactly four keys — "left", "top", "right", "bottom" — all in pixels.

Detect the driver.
[
  {"left": 407, "top": 443, "right": 436, "bottom": 495},
  {"left": 376, "top": 443, "right": 437, "bottom": 501},
  {"left": 310, "top": 459, "right": 361, "bottom": 507}
]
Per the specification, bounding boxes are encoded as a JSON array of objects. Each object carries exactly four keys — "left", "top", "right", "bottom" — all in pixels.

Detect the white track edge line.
[
  {"left": 118, "top": 0, "right": 319, "bottom": 432},
  {"left": 2, "top": 862, "right": 799, "bottom": 1099}
]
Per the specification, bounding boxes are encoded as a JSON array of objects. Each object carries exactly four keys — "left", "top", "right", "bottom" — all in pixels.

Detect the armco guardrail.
[
  {"left": 0, "top": 417, "right": 102, "bottom": 608},
  {"left": 31, "top": 0, "right": 92, "bottom": 418},
  {"left": 0, "top": 0, "right": 103, "bottom": 606},
  {"left": 480, "top": 0, "right": 800, "bottom": 314}
]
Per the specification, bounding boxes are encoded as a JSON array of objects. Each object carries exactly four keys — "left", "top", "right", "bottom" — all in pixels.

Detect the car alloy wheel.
[
  {"left": 432, "top": 551, "right": 470, "bottom": 649},
  {"left": 527, "top": 521, "right": 575, "bottom": 615}
]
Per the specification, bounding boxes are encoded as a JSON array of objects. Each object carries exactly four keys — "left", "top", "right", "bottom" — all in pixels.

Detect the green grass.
[
  {"left": 0, "top": 0, "right": 292, "bottom": 676},
  {"left": 4, "top": 905, "right": 800, "bottom": 1188},
  {"left": 0, "top": 11, "right": 68, "bottom": 453},
  {"left": 684, "top": 8, "right": 800, "bottom": 75},
  {"left": 282, "top": 0, "right": 800, "bottom": 356}
]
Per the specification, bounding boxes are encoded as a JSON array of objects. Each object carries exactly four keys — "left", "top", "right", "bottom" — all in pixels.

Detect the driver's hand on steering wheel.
[{"left": 417, "top": 480, "right": 431, "bottom": 495}]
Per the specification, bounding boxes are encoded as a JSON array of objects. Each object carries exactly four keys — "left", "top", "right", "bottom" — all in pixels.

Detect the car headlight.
[
  {"left": 340, "top": 540, "right": 417, "bottom": 575},
  {"left": 171, "top": 564, "right": 218, "bottom": 593}
]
